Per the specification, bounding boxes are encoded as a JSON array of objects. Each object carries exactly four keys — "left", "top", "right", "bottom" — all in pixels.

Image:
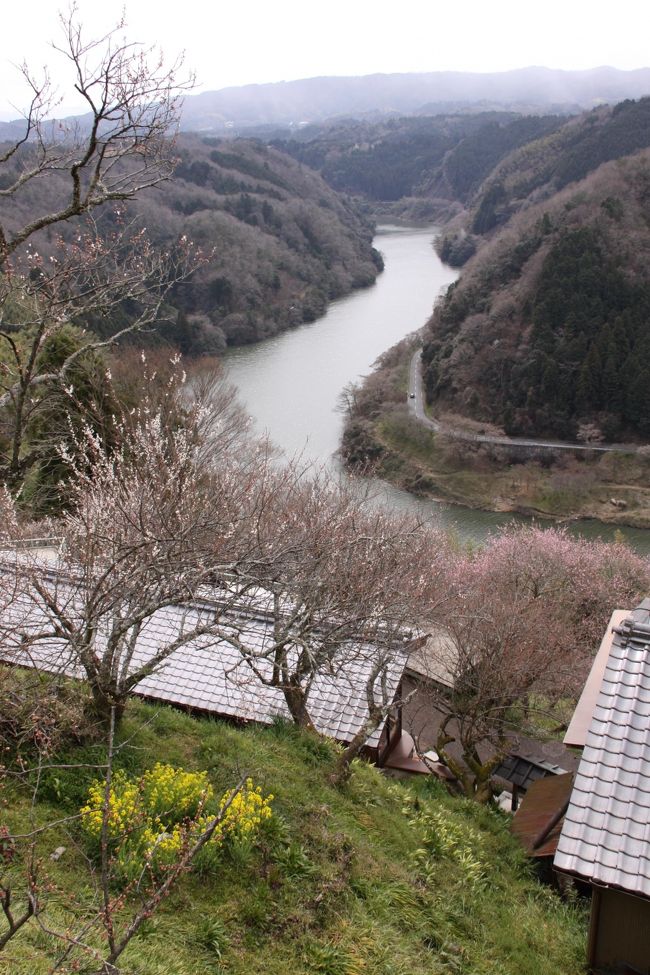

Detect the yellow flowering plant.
[
  {"left": 142, "top": 762, "right": 214, "bottom": 823},
  {"left": 195, "top": 778, "right": 274, "bottom": 845},
  {"left": 80, "top": 764, "right": 273, "bottom": 880},
  {"left": 81, "top": 770, "right": 144, "bottom": 841}
]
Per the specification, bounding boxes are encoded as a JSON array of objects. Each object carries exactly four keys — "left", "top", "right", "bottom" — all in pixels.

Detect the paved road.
[{"left": 408, "top": 350, "right": 639, "bottom": 454}]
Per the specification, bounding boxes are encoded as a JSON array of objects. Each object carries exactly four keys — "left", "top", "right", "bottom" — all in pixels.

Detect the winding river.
[{"left": 223, "top": 225, "right": 650, "bottom": 554}]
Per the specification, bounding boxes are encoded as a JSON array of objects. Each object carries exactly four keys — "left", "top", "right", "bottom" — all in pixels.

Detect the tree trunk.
[
  {"left": 471, "top": 772, "right": 494, "bottom": 804},
  {"left": 331, "top": 705, "right": 383, "bottom": 788},
  {"left": 85, "top": 685, "right": 127, "bottom": 731},
  {"left": 282, "top": 683, "right": 315, "bottom": 732},
  {"left": 9, "top": 383, "right": 27, "bottom": 483}
]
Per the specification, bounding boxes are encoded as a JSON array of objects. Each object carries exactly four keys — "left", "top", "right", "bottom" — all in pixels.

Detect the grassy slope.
[{"left": 3, "top": 699, "right": 586, "bottom": 975}]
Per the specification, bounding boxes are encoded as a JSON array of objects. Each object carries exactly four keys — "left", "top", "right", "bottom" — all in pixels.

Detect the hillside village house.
[
  {"left": 554, "top": 600, "right": 650, "bottom": 974},
  {"left": 507, "top": 613, "right": 631, "bottom": 866},
  {"left": 0, "top": 548, "right": 419, "bottom": 771}
]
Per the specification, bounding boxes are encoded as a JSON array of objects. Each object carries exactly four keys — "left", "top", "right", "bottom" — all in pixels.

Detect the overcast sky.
[{"left": 1, "top": 0, "right": 649, "bottom": 120}]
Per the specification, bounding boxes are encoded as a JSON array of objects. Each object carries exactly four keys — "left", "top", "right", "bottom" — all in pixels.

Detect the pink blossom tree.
[{"left": 420, "top": 526, "right": 650, "bottom": 801}]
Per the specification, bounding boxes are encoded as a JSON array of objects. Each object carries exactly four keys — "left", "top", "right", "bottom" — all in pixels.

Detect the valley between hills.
[
  {"left": 4, "top": 36, "right": 650, "bottom": 975},
  {"left": 4, "top": 72, "right": 650, "bottom": 523},
  {"left": 316, "top": 98, "right": 650, "bottom": 527}
]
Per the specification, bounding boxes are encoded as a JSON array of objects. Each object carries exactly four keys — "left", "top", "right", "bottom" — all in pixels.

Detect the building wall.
[{"left": 591, "top": 886, "right": 650, "bottom": 972}]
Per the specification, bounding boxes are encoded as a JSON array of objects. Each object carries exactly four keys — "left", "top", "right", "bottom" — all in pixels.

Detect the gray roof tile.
[
  {"left": 0, "top": 572, "right": 407, "bottom": 747},
  {"left": 555, "top": 599, "right": 650, "bottom": 897}
]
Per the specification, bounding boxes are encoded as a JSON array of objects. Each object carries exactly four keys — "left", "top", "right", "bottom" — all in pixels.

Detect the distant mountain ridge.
[
  {"left": 2, "top": 67, "right": 650, "bottom": 141},
  {"left": 271, "top": 113, "right": 566, "bottom": 218},
  {"left": 179, "top": 67, "right": 650, "bottom": 131}
]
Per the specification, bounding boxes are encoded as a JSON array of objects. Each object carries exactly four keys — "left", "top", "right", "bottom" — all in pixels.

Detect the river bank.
[
  {"left": 222, "top": 224, "right": 650, "bottom": 551},
  {"left": 341, "top": 336, "right": 650, "bottom": 530}
]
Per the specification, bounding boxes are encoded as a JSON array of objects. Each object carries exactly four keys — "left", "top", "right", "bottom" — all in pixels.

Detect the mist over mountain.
[
  {"left": 4, "top": 66, "right": 649, "bottom": 144},
  {"left": 177, "top": 67, "right": 650, "bottom": 133}
]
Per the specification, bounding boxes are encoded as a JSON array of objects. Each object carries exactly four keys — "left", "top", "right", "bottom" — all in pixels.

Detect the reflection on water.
[{"left": 223, "top": 225, "right": 650, "bottom": 554}]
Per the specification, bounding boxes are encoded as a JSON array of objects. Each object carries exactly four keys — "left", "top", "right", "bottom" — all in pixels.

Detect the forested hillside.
[
  {"left": 466, "top": 96, "right": 650, "bottom": 236},
  {"left": 421, "top": 149, "right": 650, "bottom": 441},
  {"left": 272, "top": 113, "right": 563, "bottom": 220},
  {"left": 0, "top": 134, "right": 382, "bottom": 352},
  {"left": 142, "top": 136, "right": 382, "bottom": 349},
  {"left": 307, "top": 95, "right": 650, "bottom": 446}
]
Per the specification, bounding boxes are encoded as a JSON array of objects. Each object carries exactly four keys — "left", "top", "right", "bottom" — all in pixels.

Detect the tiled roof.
[
  {"left": 0, "top": 572, "right": 406, "bottom": 747},
  {"left": 406, "top": 628, "right": 456, "bottom": 688},
  {"left": 554, "top": 598, "right": 650, "bottom": 897},
  {"left": 494, "top": 752, "right": 568, "bottom": 790}
]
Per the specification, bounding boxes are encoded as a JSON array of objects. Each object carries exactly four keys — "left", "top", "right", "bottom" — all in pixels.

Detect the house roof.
[
  {"left": 494, "top": 752, "right": 568, "bottom": 790},
  {"left": 564, "top": 608, "right": 629, "bottom": 749},
  {"left": 554, "top": 598, "right": 650, "bottom": 897},
  {"left": 511, "top": 772, "right": 574, "bottom": 858},
  {"left": 0, "top": 567, "right": 407, "bottom": 748},
  {"left": 406, "top": 628, "right": 456, "bottom": 688}
]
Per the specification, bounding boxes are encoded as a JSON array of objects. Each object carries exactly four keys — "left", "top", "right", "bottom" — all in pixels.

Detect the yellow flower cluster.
[
  {"left": 80, "top": 766, "right": 273, "bottom": 875},
  {"left": 142, "top": 762, "right": 213, "bottom": 822},
  {"left": 141, "top": 824, "right": 185, "bottom": 864},
  {"left": 220, "top": 778, "right": 274, "bottom": 840},
  {"left": 81, "top": 763, "right": 212, "bottom": 841},
  {"left": 195, "top": 778, "right": 274, "bottom": 845},
  {"left": 80, "top": 770, "right": 142, "bottom": 840}
]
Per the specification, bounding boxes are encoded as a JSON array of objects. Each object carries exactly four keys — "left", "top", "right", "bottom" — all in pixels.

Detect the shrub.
[{"left": 0, "top": 666, "right": 93, "bottom": 757}]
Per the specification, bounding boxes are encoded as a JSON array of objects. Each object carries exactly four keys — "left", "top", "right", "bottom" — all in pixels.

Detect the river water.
[{"left": 223, "top": 225, "right": 650, "bottom": 553}]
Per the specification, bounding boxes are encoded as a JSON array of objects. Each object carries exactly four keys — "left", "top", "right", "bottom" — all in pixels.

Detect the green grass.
[{"left": 2, "top": 700, "right": 587, "bottom": 975}]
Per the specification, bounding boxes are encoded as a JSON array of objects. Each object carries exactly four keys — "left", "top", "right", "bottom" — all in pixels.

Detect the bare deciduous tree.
[
  {"left": 1, "top": 374, "right": 451, "bottom": 770},
  {"left": 0, "top": 9, "right": 196, "bottom": 495},
  {"left": 215, "top": 471, "right": 452, "bottom": 780},
  {"left": 0, "top": 363, "right": 276, "bottom": 727},
  {"left": 0, "top": 222, "right": 197, "bottom": 488},
  {"left": 0, "top": 7, "right": 192, "bottom": 263}
]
